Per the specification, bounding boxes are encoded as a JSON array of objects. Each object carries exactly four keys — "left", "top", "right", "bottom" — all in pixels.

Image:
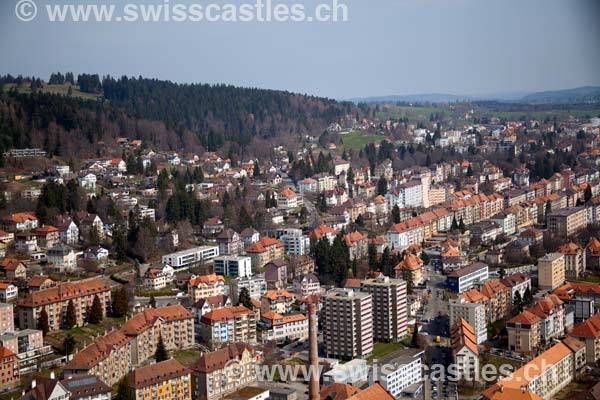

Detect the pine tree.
[
  {"left": 115, "top": 377, "right": 134, "bottom": 400},
  {"left": 63, "top": 334, "right": 76, "bottom": 355},
  {"left": 253, "top": 162, "right": 260, "bottom": 177},
  {"left": 37, "top": 307, "right": 50, "bottom": 336},
  {"left": 155, "top": 335, "right": 168, "bottom": 362},
  {"left": 392, "top": 205, "right": 401, "bottom": 224},
  {"left": 112, "top": 286, "right": 128, "bottom": 317},
  {"left": 402, "top": 267, "right": 414, "bottom": 295},
  {"left": 239, "top": 287, "right": 254, "bottom": 309},
  {"left": 88, "top": 295, "right": 103, "bottom": 324},
  {"left": 459, "top": 218, "right": 466, "bottom": 233},
  {"left": 368, "top": 243, "right": 378, "bottom": 272},
  {"left": 523, "top": 286, "right": 533, "bottom": 306},
  {"left": 377, "top": 176, "right": 388, "bottom": 196},
  {"left": 513, "top": 291, "right": 524, "bottom": 313},
  {"left": 239, "top": 206, "right": 253, "bottom": 230},
  {"left": 411, "top": 323, "right": 419, "bottom": 348},
  {"left": 66, "top": 299, "right": 77, "bottom": 329},
  {"left": 149, "top": 295, "right": 156, "bottom": 308}
]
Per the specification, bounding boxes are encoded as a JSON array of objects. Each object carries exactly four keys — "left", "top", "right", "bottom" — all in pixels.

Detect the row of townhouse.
[{"left": 63, "top": 305, "right": 195, "bottom": 386}]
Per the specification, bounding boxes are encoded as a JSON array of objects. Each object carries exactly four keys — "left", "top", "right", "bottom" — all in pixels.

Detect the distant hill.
[
  {"left": 349, "top": 93, "right": 474, "bottom": 104},
  {"left": 519, "top": 86, "right": 600, "bottom": 104}
]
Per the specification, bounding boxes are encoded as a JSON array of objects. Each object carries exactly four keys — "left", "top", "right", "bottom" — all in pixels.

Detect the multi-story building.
[
  {"left": 446, "top": 262, "right": 489, "bottom": 293},
  {"left": 191, "top": 343, "right": 262, "bottom": 400},
  {"left": 126, "top": 359, "right": 191, "bottom": 400},
  {"left": 480, "top": 279, "right": 509, "bottom": 322},
  {"left": 278, "top": 228, "right": 310, "bottom": 256},
  {"left": 64, "top": 330, "right": 133, "bottom": 386},
  {"left": 263, "top": 259, "right": 288, "bottom": 290},
  {"left": 162, "top": 246, "right": 219, "bottom": 270},
  {"left": 230, "top": 275, "right": 267, "bottom": 303},
  {"left": 213, "top": 256, "right": 252, "bottom": 278},
  {"left": 121, "top": 305, "right": 195, "bottom": 365},
  {"left": 216, "top": 229, "right": 242, "bottom": 256},
  {"left": 538, "top": 253, "right": 565, "bottom": 291},
  {"left": 0, "top": 328, "right": 48, "bottom": 361},
  {"left": 527, "top": 295, "right": 567, "bottom": 342},
  {"left": 558, "top": 241, "right": 586, "bottom": 280},
  {"left": 0, "top": 212, "right": 39, "bottom": 232},
  {"left": 33, "top": 225, "right": 59, "bottom": 249},
  {"left": 0, "top": 304, "right": 13, "bottom": 334},
  {"left": 199, "top": 305, "right": 257, "bottom": 345},
  {"left": 501, "top": 273, "right": 531, "bottom": 310},
  {"left": 188, "top": 274, "right": 226, "bottom": 302},
  {"left": 369, "top": 350, "right": 423, "bottom": 398},
  {"left": 0, "top": 258, "right": 27, "bottom": 280},
  {"left": 449, "top": 297, "right": 487, "bottom": 344},
  {"left": 323, "top": 289, "right": 373, "bottom": 359},
  {"left": 143, "top": 268, "right": 169, "bottom": 289},
  {"left": 0, "top": 282, "right": 18, "bottom": 303},
  {"left": 246, "top": 237, "right": 285, "bottom": 270},
  {"left": 18, "top": 278, "right": 111, "bottom": 331},
  {"left": 554, "top": 281, "right": 600, "bottom": 322},
  {"left": 385, "top": 180, "right": 423, "bottom": 209},
  {"left": 481, "top": 340, "right": 582, "bottom": 400},
  {"left": 451, "top": 318, "right": 479, "bottom": 381},
  {"left": 394, "top": 253, "right": 425, "bottom": 285},
  {"left": 0, "top": 346, "right": 19, "bottom": 391},
  {"left": 506, "top": 310, "right": 541, "bottom": 355},
  {"left": 46, "top": 243, "right": 77, "bottom": 272},
  {"left": 343, "top": 231, "right": 368, "bottom": 261},
  {"left": 260, "top": 289, "right": 294, "bottom": 314},
  {"left": 276, "top": 188, "right": 299, "bottom": 210},
  {"left": 569, "top": 312, "right": 600, "bottom": 364},
  {"left": 360, "top": 276, "right": 407, "bottom": 341},
  {"left": 292, "top": 274, "right": 320, "bottom": 299},
  {"left": 258, "top": 312, "right": 308, "bottom": 343},
  {"left": 547, "top": 207, "right": 587, "bottom": 237}
]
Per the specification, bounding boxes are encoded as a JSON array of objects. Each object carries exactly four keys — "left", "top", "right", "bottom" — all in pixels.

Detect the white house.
[
  {"left": 83, "top": 246, "right": 109, "bottom": 261},
  {"left": 46, "top": 243, "right": 77, "bottom": 272},
  {"left": 78, "top": 173, "right": 97, "bottom": 191}
]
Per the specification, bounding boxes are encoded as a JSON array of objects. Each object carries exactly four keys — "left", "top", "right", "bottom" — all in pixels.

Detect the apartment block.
[
  {"left": 360, "top": 276, "right": 408, "bottom": 341},
  {"left": 213, "top": 255, "right": 252, "bottom": 278},
  {"left": 199, "top": 305, "right": 257, "bottom": 345},
  {"left": 449, "top": 298, "right": 487, "bottom": 344},
  {"left": 446, "top": 262, "right": 489, "bottom": 293},
  {"left": 506, "top": 310, "right": 541, "bottom": 355},
  {"left": 230, "top": 275, "right": 267, "bottom": 303},
  {"left": 538, "top": 253, "right": 565, "bottom": 291},
  {"left": 126, "top": 359, "right": 191, "bottom": 400},
  {"left": 323, "top": 289, "right": 373, "bottom": 359},
  {"left": 162, "top": 246, "right": 219, "bottom": 269},
  {"left": 188, "top": 274, "right": 226, "bottom": 302},
  {"left": 17, "top": 278, "right": 111, "bottom": 331},
  {"left": 547, "top": 207, "right": 587, "bottom": 237},
  {"left": 558, "top": 242, "right": 586, "bottom": 280}
]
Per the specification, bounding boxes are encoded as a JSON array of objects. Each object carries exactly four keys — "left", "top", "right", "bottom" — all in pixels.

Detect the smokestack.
[{"left": 308, "top": 301, "right": 319, "bottom": 400}]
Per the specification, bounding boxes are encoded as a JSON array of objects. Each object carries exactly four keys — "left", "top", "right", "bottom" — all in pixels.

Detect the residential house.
[
  {"left": 263, "top": 259, "right": 288, "bottom": 290},
  {"left": 558, "top": 242, "right": 586, "bottom": 280},
  {"left": 507, "top": 310, "right": 542, "bottom": 355},
  {"left": 0, "top": 212, "right": 38, "bottom": 232},
  {"left": 451, "top": 318, "right": 479, "bottom": 381},
  {"left": 246, "top": 237, "right": 285, "bottom": 270},
  {"left": 0, "top": 258, "right": 27, "bottom": 280},
  {"left": 259, "top": 312, "right": 308, "bottom": 343},
  {"left": 260, "top": 289, "right": 294, "bottom": 314},
  {"left": 33, "top": 225, "right": 59, "bottom": 249},
  {"left": 188, "top": 274, "right": 226, "bottom": 302},
  {"left": 343, "top": 231, "right": 368, "bottom": 261},
  {"left": 199, "top": 305, "right": 257, "bottom": 345},
  {"left": 216, "top": 229, "right": 242, "bottom": 256},
  {"left": 46, "top": 243, "right": 77, "bottom": 272}
]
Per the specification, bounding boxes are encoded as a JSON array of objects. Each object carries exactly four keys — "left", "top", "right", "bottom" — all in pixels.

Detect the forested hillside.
[{"left": 0, "top": 74, "right": 355, "bottom": 158}]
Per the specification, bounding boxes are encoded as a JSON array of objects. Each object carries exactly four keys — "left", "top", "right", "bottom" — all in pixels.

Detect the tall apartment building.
[
  {"left": 506, "top": 310, "right": 541, "bottom": 355},
  {"left": 538, "top": 253, "right": 565, "bottom": 291},
  {"left": 323, "top": 289, "right": 373, "bottom": 359},
  {"left": 360, "top": 276, "right": 408, "bottom": 341},
  {"left": 449, "top": 297, "right": 487, "bottom": 344},
  {"left": 17, "top": 278, "right": 111, "bottom": 331},
  {"left": 278, "top": 228, "right": 310, "bottom": 256},
  {"left": 126, "top": 359, "right": 192, "bottom": 400},
  {"left": 547, "top": 207, "right": 587, "bottom": 237}
]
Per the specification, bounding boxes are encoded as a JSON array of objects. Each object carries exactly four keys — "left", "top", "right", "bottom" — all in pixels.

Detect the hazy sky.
[{"left": 1, "top": 0, "right": 599, "bottom": 99}]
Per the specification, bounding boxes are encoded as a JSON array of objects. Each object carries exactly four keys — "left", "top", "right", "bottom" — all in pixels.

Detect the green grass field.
[
  {"left": 3, "top": 83, "right": 102, "bottom": 101},
  {"left": 367, "top": 341, "right": 407, "bottom": 363},
  {"left": 340, "top": 131, "right": 385, "bottom": 150}
]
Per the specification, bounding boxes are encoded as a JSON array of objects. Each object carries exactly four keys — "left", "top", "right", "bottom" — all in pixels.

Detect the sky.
[{"left": 1, "top": 0, "right": 599, "bottom": 99}]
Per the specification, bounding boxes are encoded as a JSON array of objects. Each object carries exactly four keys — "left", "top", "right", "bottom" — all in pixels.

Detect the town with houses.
[{"left": 1, "top": 101, "right": 600, "bottom": 400}]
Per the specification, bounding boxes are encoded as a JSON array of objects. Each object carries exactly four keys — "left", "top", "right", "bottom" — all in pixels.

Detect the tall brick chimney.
[{"left": 308, "top": 301, "right": 319, "bottom": 400}]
